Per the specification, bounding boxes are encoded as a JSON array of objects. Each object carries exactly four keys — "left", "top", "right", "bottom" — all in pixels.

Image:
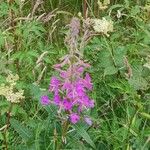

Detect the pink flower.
[
  {"left": 84, "top": 73, "right": 93, "bottom": 90},
  {"left": 62, "top": 81, "right": 72, "bottom": 91},
  {"left": 63, "top": 99, "right": 72, "bottom": 110},
  {"left": 80, "top": 95, "right": 95, "bottom": 108},
  {"left": 70, "top": 113, "right": 80, "bottom": 124},
  {"left": 54, "top": 94, "right": 61, "bottom": 105},
  {"left": 77, "top": 66, "right": 84, "bottom": 73},
  {"left": 49, "top": 76, "right": 60, "bottom": 94},
  {"left": 75, "top": 82, "right": 85, "bottom": 97},
  {"left": 41, "top": 95, "right": 50, "bottom": 105}
]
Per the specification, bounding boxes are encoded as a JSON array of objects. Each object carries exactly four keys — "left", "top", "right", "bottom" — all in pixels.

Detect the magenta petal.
[
  {"left": 75, "top": 82, "right": 85, "bottom": 97},
  {"left": 54, "top": 94, "right": 61, "bottom": 105},
  {"left": 63, "top": 99, "right": 72, "bottom": 110},
  {"left": 77, "top": 67, "right": 84, "bottom": 73},
  {"left": 70, "top": 113, "right": 80, "bottom": 124},
  {"left": 50, "top": 76, "right": 60, "bottom": 85},
  {"left": 41, "top": 95, "right": 50, "bottom": 105},
  {"left": 49, "top": 76, "right": 60, "bottom": 93},
  {"left": 62, "top": 81, "right": 72, "bottom": 91},
  {"left": 84, "top": 73, "right": 93, "bottom": 90}
]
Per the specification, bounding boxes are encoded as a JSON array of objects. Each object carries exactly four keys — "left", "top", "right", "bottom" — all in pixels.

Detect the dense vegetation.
[{"left": 0, "top": 0, "right": 150, "bottom": 149}]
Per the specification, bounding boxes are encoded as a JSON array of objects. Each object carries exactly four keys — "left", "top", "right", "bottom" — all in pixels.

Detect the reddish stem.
[{"left": 83, "top": 0, "right": 87, "bottom": 19}]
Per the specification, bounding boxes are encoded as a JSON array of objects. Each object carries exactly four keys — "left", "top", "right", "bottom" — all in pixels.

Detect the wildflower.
[
  {"left": 41, "top": 95, "right": 50, "bottom": 105},
  {"left": 0, "top": 73, "right": 24, "bottom": 103},
  {"left": 41, "top": 17, "right": 95, "bottom": 124},
  {"left": 75, "top": 82, "right": 85, "bottom": 97},
  {"left": 97, "top": 0, "right": 110, "bottom": 10},
  {"left": 77, "top": 67, "right": 84, "bottom": 73},
  {"left": 81, "top": 95, "right": 94, "bottom": 108},
  {"left": 6, "top": 73, "right": 19, "bottom": 86},
  {"left": 84, "top": 73, "right": 93, "bottom": 90},
  {"left": 92, "top": 18, "right": 113, "bottom": 36},
  {"left": 49, "top": 77, "right": 60, "bottom": 94},
  {"left": 70, "top": 113, "right": 80, "bottom": 124},
  {"left": 62, "top": 81, "right": 72, "bottom": 91},
  {"left": 63, "top": 99, "right": 72, "bottom": 110},
  {"left": 53, "top": 94, "right": 61, "bottom": 105}
]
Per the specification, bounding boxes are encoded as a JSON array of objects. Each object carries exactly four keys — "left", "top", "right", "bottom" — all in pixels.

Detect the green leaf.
[
  {"left": 10, "top": 118, "right": 33, "bottom": 142},
  {"left": 0, "top": 132, "right": 3, "bottom": 140},
  {"left": 74, "top": 124, "right": 96, "bottom": 149},
  {"left": 128, "top": 76, "right": 148, "bottom": 90},
  {"left": 124, "top": 0, "right": 130, "bottom": 7},
  {"left": 0, "top": 2, "right": 9, "bottom": 17},
  {"left": 11, "top": 105, "right": 27, "bottom": 119},
  {"left": 29, "top": 84, "right": 42, "bottom": 100},
  {"left": 113, "top": 46, "right": 126, "bottom": 68},
  {"left": 104, "top": 66, "right": 118, "bottom": 75},
  {"left": 139, "top": 112, "right": 150, "bottom": 120}
]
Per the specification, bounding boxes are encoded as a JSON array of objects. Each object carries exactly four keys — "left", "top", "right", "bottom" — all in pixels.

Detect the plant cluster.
[{"left": 0, "top": 0, "right": 150, "bottom": 150}]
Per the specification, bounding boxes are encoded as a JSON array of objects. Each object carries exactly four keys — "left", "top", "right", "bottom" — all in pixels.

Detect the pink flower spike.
[
  {"left": 41, "top": 95, "right": 50, "bottom": 105},
  {"left": 84, "top": 117, "right": 92, "bottom": 126},
  {"left": 70, "top": 113, "right": 80, "bottom": 124}
]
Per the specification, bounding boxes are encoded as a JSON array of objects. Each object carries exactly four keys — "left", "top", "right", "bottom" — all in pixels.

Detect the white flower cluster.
[
  {"left": 92, "top": 18, "right": 113, "bottom": 36},
  {"left": 0, "top": 73, "right": 24, "bottom": 103},
  {"left": 97, "top": 0, "right": 110, "bottom": 10}
]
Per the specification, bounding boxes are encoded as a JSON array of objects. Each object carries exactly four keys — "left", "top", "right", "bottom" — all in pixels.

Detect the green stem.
[
  {"left": 3, "top": 103, "right": 13, "bottom": 150},
  {"left": 56, "top": 120, "right": 69, "bottom": 150}
]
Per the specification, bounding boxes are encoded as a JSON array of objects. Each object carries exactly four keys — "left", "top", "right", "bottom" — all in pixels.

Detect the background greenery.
[{"left": 0, "top": 0, "right": 150, "bottom": 149}]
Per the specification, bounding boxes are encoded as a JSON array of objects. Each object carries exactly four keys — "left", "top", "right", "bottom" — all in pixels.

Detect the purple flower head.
[
  {"left": 70, "top": 113, "right": 80, "bottom": 124},
  {"left": 41, "top": 95, "right": 50, "bottom": 105},
  {"left": 63, "top": 99, "right": 72, "bottom": 110},
  {"left": 77, "top": 66, "right": 84, "bottom": 74},
  {"left": 84, "top": 117, "right": 92, "bottom": 126},
  {"left": 54, "top": 94, "right": 61, "bottom": 105},
  {"left": 62, "top": 81, "right": 72, "bottom": 91},
  {"left": 75, "top": 82, "right": 85, "bottom": 97},
  {"left": 49, "top": 76, "right": 60, "bottom": 94},
  {"left": 81, "top": 95, "right": 90, "bottom": 106}
]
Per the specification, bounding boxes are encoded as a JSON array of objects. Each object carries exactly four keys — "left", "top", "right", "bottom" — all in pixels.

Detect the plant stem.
[
  {"left": 56, "top": 120, "right": 69, "bottom": 150},
  {"left": 83, "top": 0, "right": 87, "bottom": 19},
  {"left": 3, "top": 103, "right": 13, "bottom": 150}
]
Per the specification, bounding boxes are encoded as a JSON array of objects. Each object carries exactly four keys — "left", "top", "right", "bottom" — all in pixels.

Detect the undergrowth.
[{"left": 0, "top": 0, "right": 150, "bottom": 150}]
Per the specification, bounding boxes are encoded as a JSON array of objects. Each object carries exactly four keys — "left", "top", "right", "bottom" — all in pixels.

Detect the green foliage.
[{"left": 0, "top": 0, "right": 150, "bottom": 150}]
